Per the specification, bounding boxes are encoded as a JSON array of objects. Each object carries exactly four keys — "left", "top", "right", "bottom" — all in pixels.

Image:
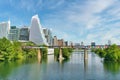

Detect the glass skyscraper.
[
  {"left": 19, "top": 27, "right": 29, "bottom": 41},
  {"left": 8, "top": 26, "right": 20, "bottom": 41},
  {"left": 43, "top": 28, "right": 53, "bottom": 46}
]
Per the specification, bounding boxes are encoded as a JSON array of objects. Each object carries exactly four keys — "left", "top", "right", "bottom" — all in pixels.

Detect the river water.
[{"left": 0, "top": 51, "right": 120, "bottom": 80}]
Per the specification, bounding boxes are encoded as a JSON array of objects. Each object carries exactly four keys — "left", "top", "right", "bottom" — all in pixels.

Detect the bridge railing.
[{"left": 22, "top": 46, "right": 73, "bottom": 49}]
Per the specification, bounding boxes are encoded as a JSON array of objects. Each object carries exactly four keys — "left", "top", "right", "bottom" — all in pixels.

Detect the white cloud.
[
  {"left": 4, "top": 0, "right": 120, "bottom": 45},
  {"left": 64, "top": 0, "right": 115, "bottom": 29},
  {"left": 19, "top": 0, "right": 65, "bottom": 11},
  {"left": 41, "top": 0, "right": 120, "bottom": 44}
]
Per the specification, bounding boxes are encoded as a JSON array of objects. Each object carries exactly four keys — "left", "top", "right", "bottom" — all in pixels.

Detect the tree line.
[
  {"left": 0, "top": 37, "right": 37, "bottom": 61},
  {"left": 54, "top": 48, "right": 73, "bottom": 60},
  {"left": 92, "top": 44, "right": 120, "bottom": 62}
]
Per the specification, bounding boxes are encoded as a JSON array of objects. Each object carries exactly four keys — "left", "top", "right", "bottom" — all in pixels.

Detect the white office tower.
[
  {"left": 0, "top": 21, "right": 10, "bottom": 39},
  {"left": 29, "top": 15, "right": 48, "bottom": 45}
]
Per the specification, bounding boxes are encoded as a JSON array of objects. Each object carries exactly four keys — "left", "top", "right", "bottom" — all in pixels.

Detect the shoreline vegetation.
[
  {"left": 92, "top": 44, "right": 120, "bottom": 62},
  {"left": 0, "top": 37, "right": 73, "bottom": 62},
  {"left": 0, "top": 37, "right": 38, "bottom": 61},
  {"left": 54, "top": 48, "right": 73, "bottom": 60}
]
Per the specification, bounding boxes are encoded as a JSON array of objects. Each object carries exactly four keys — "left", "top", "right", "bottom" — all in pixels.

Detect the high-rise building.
[
  {"left": 19, "top": 27, "right": 29, "bottom": 41},
  {"left": 64, "top": 41, "right": 68, "bottom": 47},
  {"left": 91, "top": 42, "right": 96, "bottom": 48},
  {"left": 58, "top": 39, "right": 64, "bottom": 47},
  {"left": 69, "top": 41, "right": 73, "bottom": 48},
  {"left": 74, "top": 43, "right": 80, "bottom": 48},
  {"left": 81, "top": 41, "right": 84, "bottom": 48},
  {"left": 8, "top": 26, "right": 20, "bottom": 41},
  {"left": 108, "top": 40, "right": 111, "bottom": 46},
  {"left": 43, "top": 28, "right": 53, "bottom": 46},
  {"left": 29, "top": 15, "right": 48, "bottom": 45},
  {"left": 0, "top": 21, "right": 10, "bottom": 39},
  {"left": 53, "top": 36, "right": 58, "bottom": 46}
]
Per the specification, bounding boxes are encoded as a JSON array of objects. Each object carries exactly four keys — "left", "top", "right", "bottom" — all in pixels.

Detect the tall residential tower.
[
  {"left": 29, "top": 15, "right": 48, "bottom": 45},
  {"left": 0, "top": 21, "right": 10, "bottom": 39}
]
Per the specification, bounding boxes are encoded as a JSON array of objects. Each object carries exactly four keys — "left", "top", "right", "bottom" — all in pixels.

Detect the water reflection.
[
  {"left": 0, "top": 52, "right": 120, "bottom": 80},
  {"left": 104, "top": 61, "right": 120, "bottom": 74},
  {"left": 84, "top": 58, "right": 88, "bottom": 72},
  {"left": 0, "top": 60, "right": 24, "bottom": 80}
]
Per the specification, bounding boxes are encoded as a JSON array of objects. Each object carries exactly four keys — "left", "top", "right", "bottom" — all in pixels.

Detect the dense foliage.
[
  {"left": 54, "top": 48, "right": 59, "bottom": 58},
  {"left": 92, "top": 44, "right": 120, "bottom": 62},
  {"left": 54, "top": 48, "right": 73, "bottom": 59},
  {"left": 103, "top": 61, "right": 120, "bottom": 74},
  {"left": 0, "top": 37, "right": 37, "bottom": 61},
  {"left": 39, "top": 45, "right": 48, "bottom": 57}
]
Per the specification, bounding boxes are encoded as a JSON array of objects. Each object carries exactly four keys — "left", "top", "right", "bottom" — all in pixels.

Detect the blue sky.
[{"left": 0, "top": 0, "right": 120, "bottom": 45}]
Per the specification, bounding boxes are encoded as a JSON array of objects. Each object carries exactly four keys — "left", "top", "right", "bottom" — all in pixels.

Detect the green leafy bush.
[{"left": 93, "top": 44, "right": 120, "bottom": 62}]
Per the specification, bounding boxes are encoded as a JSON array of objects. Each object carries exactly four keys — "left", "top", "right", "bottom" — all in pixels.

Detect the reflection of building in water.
[
  {"left": 47, "top": 55, "right": 54, "bottom": 63},
  {"left": 69, "top": 52, "right": 83, "bottom": 64},
  {"left": 84, "top": 58, "right": 88, "bottom": 72}
]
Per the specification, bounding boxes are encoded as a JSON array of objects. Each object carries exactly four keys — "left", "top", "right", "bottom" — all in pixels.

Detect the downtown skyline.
[{"left": 0, "top": 0, "right": 120, "bottom": 45}]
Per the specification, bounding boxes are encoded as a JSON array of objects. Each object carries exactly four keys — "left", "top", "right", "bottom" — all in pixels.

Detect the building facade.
[
  {"left": 58, "top": 39, "right": 64, "bottom": 47},
  {"left": 53, "top": 36, "right": 58, "bottom": 46},
  {"left": 29, "top": 15, "right": 48, "bottom": 45},
  {"left": 19, "top": 27, "right": 29, "bottom": 41},
  {"left": 0, "top": 21, "right": 10, "bottom": 39},
  {"left": 64, "top": 41, "right": 68, "bottom": 47},
  {"left": 43, "top": 28, "right": 53, "bottom": 46},
  {"left": 8, "top": 26, "right": 20, "bottom": 41},
  {"left": 91, "top": 42, "right": 96, "bottom": 48},
  {"left": 74, "top": 43, "right": 81, "bottom": 48}
]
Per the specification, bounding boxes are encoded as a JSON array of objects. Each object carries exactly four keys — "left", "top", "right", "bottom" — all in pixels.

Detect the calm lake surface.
[{"left": 0, "top": 51, "right": 120, "bottom": 80}]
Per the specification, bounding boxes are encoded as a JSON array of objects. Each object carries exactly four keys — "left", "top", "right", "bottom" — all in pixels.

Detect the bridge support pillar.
[
  {"left": 59, "top": 48, "right": 63, "bottom": 60},
  {"left": 38, "top": 49, "right": 42, "bottom": 63},
  {"left": 84, "top": 49, "right": 88, "bottom": 60}
]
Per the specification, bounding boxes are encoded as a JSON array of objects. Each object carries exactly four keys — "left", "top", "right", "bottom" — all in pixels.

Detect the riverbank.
[
  {"left": 92, "top": 44, "right": 120, "bottom": 62},
  {"left": 0, "top": 37, "right": 45, "bottom": 61}
]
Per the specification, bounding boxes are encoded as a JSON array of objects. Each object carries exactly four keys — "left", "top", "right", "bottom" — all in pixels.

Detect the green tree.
[
  {"left": 93, "top": 44, "right": 120, "bottom": 62},
  {"left": 0, "top": 37, "right": 13, "bottom": 61},
  {"left": 62, "top": 48, "right": 71, "bottom": 59},
  {"left": 54, "top": 48, "right": 59, "bottom": 58},
  {"left": 104, "top": 44, "right": 120, "bottom": 61}
]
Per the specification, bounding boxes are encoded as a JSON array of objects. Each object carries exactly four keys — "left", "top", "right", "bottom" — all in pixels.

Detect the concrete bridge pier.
[
  {"left": 37, "top": 49, "right": 42, "bottom": 63},
  {"left": 84, "top": 48, "right": 88, "bottom": 60},
  {"left": 59, "top": 48, "right": 64, "bottom": 63},
  {"left": 84, "top": 56, "right": 88, "bottom": 72},
  {"left": 59, "top": 48, "right": 63, "bottom": 59}
]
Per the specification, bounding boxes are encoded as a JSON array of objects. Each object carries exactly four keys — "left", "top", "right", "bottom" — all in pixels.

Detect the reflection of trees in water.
[
  {"left": 104, "top": 61, "right": 120, "bottom": 74},
  {"left": 0, "top": 58, "right": 37, "bottom": 79},
  {"left": 41, "top": 55, "right": 48, "bottom": 63},
  {"left": 0, "top": 60, "right": 24, "bottom": 79}
]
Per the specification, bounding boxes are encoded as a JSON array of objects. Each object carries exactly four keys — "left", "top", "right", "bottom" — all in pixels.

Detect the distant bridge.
[
  {"left": 23, "top": 46, "right": 89, "bottom": 49},
  {"left": 23, "top": 46, "right": 89, "bottom": 62}
]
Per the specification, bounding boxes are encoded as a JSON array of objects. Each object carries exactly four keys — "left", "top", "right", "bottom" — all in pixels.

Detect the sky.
[{"left": 0, "top": 0, "right": 120, "bottom": 45}]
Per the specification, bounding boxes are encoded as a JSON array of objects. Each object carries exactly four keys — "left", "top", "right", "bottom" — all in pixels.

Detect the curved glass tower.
[{"left": 29, "top": 15, "right": 48, "bottom": 45}]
